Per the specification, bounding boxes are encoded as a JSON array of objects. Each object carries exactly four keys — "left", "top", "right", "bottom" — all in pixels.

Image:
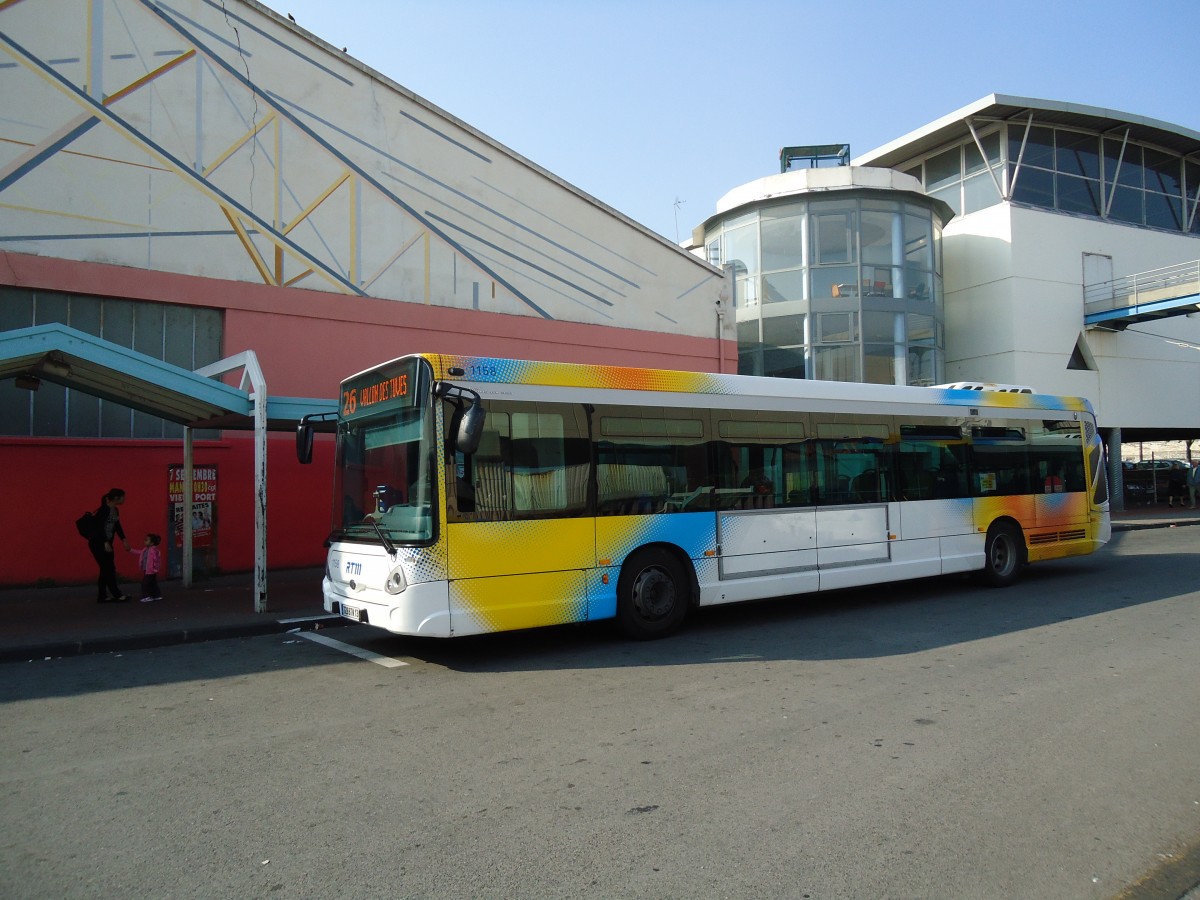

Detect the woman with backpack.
[{"left": 88, "top": 488, "right": 131, "bottom": 602}]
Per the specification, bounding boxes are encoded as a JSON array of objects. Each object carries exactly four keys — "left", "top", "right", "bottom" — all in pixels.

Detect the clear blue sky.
[{"left": 274, "top": 0, "right": 1200, "bottom": 243}]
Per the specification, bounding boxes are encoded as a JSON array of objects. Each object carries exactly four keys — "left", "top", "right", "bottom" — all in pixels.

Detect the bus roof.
[{"left": 353, "top": 353, "right": 1096, "bottom": 418}]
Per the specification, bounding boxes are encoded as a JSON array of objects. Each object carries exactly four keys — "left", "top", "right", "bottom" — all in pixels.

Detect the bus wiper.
[{"left": 366, "top": 518, "right": 397, "bottom": 557}]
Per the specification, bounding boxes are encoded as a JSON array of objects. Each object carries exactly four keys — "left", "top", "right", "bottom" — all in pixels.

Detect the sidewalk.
[
  {"left": 1109, "top": 503, "right": 1200, "bottom": 531},
  {"left": 1, "top": 506, "right": 1197, "bottom": 663},
  {"left": 0, "top": 566, "right": 341, "bottom": 663}
]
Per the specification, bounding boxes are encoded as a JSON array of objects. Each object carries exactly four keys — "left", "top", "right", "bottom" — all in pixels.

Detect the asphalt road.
[{"left": 2, "top": 527, "right": 1199, "bottom": 899}]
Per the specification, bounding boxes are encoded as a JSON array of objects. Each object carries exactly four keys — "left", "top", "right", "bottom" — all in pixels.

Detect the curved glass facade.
[{"left": 705, "top": 193, "right": 946, "bottom": 385}]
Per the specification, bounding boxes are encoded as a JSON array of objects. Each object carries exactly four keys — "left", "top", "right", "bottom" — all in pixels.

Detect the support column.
[
  {"left": 1106, "top": 428, "right": 1124, "bottom": 512},
  {"left": 252, "top": 371, "right": 268, "bottom": 614},
  {"left": 803, "top": 314, "right": 814, "bottom": 380},
  {"left": 195, "top": 351, "right": 269, "bottom": 612},
  {"left": 891, "top": 212, "right": 906, "bottom": 299},
  {"left": 893, "top": 313, "right": 908, "bottom": 386}
]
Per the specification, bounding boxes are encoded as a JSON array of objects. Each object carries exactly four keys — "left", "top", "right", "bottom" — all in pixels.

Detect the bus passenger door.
[
  {"left": 444, "top": 400, "right": 594, "bottom": 637},
  {"left": 812, "top": 431, "right": 897, "bottom": 589},
  {"left": 718, "top": 507, "right": 819, "bottom": 584},
  {"left": 712, "top": 433, "right": 819, "bottom": 591}
]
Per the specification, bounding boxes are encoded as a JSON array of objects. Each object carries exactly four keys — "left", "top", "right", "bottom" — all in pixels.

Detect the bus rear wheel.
[
  {"left": 617, "top": 548, "right": 689, "bottom": 640},
  {"left": 981, "top": 521, "right": 1025, "bottom": 587}
]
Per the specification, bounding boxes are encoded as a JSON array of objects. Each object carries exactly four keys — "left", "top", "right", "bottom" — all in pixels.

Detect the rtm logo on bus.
[{"left": 342, "top": 373, "right": 409, "bottom": 416}]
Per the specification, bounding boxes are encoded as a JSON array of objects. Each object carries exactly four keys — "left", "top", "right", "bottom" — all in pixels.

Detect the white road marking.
[{"left": 299, "top": 631, "right": 409, "bottom": 668}]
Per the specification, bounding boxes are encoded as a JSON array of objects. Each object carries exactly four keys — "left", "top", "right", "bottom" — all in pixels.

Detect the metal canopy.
[
  {"left": 0, "top": 323, "right": 334, "bottom": 431},
  {"left": 1, "top": 323, "right": 337, "bottom": 610}
]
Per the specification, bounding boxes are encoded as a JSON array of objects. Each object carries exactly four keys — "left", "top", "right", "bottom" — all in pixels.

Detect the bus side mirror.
[
  {"left": 456, "top": 403, "right": 484, "bottom": 456},
  {"left": 437, "top": 382, "right": 484, "bottom": 455},
  {"left": 296, "top": 422, "right": 314, "bottom": 464}
]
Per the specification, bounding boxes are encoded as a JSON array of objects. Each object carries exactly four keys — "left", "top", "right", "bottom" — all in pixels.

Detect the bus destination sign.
[{"left": 341, "top": 359, "right": 420, "bottom": 420}]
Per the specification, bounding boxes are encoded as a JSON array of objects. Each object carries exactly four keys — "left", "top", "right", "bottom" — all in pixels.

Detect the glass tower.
[{"left": 701, "top": 169, "right": 951, "bottom": 386}]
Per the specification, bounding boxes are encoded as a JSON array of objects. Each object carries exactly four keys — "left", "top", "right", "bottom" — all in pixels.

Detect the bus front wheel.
[
  {"left": 616, "top": 548, "right": 689, "bottom": 640},
  {"left": 981, "top": 521, "right": 1025, "bottom": 587}
]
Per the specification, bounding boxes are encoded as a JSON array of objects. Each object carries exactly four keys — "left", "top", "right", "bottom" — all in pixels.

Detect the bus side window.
[
  {"left": 509, "top": 409, "right": 588, "bottom": 518},
  {"left": 970, "top": 426, "right": 1029, "bottom": 496},
  {"left": 595, "top": 407, "right": 708, "bottom": 515},
  {"left": 897, "top": 426, "right": 968, "bottom": 501},
  {"left": 1031, "top": 422, "right": 1084, "bottom": 493},
  {"left": 781, "top": 444, "right": 815, "bottom": 507},
  {"left": 897, "top": 446, "right": 933, "bottom": 500},
  {"left": 715, "top": 443, "right": 776, "bottom": 509},
  {"left": 930, "top": 446, "right": 968, "bottom": 498},
  {"left": 457, "top": 408, "right": 510, "bottom": 522},
  {"left": 451, "top": 401, "right": 589, "bottom": 522},
  {"left": 596, "top": 443, "right": 672, "bottom": 515},
  {"left": 816, "top": 438, "right": 892, "bottom": 505},
  {"left": 712, "top": 415, "right": 811, "bottom": 510}
]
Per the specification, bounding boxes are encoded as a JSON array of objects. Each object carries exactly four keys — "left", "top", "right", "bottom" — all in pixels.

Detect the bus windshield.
[{"left": 332, "top": 403, "right": 436, "bottom": 544}]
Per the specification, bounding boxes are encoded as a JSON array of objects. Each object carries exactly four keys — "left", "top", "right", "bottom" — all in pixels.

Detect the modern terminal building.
[
  {"left": 1, "top": 0, "right": 1196, "bottom": 589},
  {"left": 693, "top": 97, "right": 1200, "bottom": 503}
]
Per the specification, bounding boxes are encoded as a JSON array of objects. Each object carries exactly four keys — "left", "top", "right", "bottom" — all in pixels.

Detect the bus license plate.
[{"left": 340, "top": 602, "right": 363, "bottom": 622}]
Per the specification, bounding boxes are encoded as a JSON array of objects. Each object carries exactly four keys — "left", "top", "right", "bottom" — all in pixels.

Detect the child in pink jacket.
[{"left": 131, "top": 533, "right": 163, "bottom": 602}]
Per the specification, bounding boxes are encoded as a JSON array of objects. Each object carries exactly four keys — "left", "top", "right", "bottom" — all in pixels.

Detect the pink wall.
[{"left": 1, "top": 252, "right": 734, "bottom": 587}]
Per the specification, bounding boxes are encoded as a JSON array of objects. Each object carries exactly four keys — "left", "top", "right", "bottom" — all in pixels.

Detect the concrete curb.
[
  {"left": 1112, "top": 519, "right": 1199, "bottom": 532},
  {"left": 0, "top": 613, "right": 347, "bottom": 664}
]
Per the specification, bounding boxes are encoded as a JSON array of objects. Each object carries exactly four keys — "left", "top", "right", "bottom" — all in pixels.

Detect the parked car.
[
  {"left": 1131, "top": 459, "right": 1189, "bottom": 470},
  {"left": 1122, "top": 459, "right": 1194, "bottom": 505}
]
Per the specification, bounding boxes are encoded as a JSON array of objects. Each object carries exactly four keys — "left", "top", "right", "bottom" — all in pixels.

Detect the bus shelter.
[{"left": 0, "top": 323, "right": 336, "bottom": 611}]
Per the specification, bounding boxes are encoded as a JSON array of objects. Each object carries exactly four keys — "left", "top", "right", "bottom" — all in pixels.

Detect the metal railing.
[{"left": 1084, "top": 259, "right": 1200, "bottom": 316}]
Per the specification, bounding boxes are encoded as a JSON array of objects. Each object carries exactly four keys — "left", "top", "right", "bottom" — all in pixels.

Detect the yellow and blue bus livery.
[{"left": 306, "top": 353, "right": 1110, "bottom": 639}]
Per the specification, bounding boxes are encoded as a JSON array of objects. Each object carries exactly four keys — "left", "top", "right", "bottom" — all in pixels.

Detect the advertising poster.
[{"left": 167, "top": 465, "right": 218, "bottom": 577}]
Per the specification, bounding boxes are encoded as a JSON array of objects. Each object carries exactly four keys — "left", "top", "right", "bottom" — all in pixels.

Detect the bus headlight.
[{"left": 384, "top": 566, "right": 407, "bottom": 595}]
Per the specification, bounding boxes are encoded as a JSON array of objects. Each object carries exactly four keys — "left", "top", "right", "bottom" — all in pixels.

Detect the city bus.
[{"left": 297, "top": 354, "right": 1111, "bottom": 640}]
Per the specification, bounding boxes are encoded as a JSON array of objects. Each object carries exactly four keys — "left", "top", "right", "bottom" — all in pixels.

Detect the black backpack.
[{"left": 75, "top": 511, "right": 96, "bottom": 540}]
